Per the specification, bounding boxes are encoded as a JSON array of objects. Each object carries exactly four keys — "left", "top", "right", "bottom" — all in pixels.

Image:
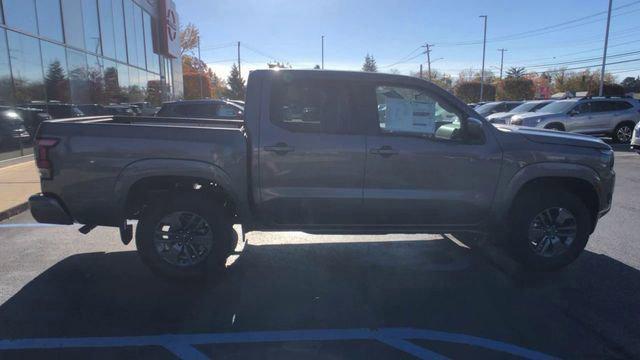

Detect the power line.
[
  {"left": 524, "top": 49, "right": 640, "bottom": 69},
  {"left": 532, "top": 57, "right": 640, "bottom": 74},
  {"left": 435, "top": 0, "right": 640, "bottom": 47},
  {"left": 380, "top": 49, "right": 424, "bottom": 68}
]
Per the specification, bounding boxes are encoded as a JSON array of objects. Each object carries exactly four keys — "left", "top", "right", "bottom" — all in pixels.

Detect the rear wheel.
[
  {"left": 612, "top": 122, "right": 634, "bottom": 143},
  {"left": 136, "top": 192, "right": 234, "bottom": 280},
  {"left": 507, "top": 190, "right": 592, "bottom": 270}
]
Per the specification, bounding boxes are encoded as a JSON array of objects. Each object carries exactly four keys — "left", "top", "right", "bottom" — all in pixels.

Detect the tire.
[
  {"left": 612, "top": 122, "right": 634, "bottom": 143},
  {"left": 507, "top": 190, "right": 592, "bottom": 271},
  {"left": 136, "top": 192, "right": 234, "bottom": 280},
  {"left": 545, "top": 123, "right": 564, "bottom": 131}
]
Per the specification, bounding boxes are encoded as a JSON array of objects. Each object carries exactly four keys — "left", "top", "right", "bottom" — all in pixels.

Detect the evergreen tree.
[
  {"left": 226, "top": 63, "right": 245, "bottom": 100},
  {"left": 44, "top": 60, "right": 69, "bottom": 102},
  {"left": 362, "top": 54, "right": 378, "bottom": 72}
]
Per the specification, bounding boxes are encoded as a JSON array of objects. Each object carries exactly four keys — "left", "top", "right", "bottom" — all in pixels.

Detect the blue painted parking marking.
[{"left": 0, "top": 327, "right": 557, "bottom": 360}]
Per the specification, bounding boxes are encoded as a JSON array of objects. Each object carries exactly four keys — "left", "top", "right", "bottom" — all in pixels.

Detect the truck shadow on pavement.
[{"left": 0, "top": 237, "right": 638, "bottom": 359}]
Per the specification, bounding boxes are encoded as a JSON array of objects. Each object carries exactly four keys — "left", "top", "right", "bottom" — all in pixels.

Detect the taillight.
[{"left": 35, "top": 138, "right": 59, "bottom": 179}]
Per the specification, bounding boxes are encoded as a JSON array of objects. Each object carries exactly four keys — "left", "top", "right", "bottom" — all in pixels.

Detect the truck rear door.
[{"left": 257, "top": 75, "right": 366, "bottom": 225}]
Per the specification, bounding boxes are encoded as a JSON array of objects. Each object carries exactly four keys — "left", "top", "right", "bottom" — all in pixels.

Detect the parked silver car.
[
  {"left": 486, "top": 100, "right": 555, "bottom": 124},
  {"left": 631, "top": 121, "right": 640, "bottom": 153},
  {"left": 474, "top": 101, "right": 523, "bottom": 117},
  {"left": 509, "top": 97, "right": 640, "bottom": 143}
]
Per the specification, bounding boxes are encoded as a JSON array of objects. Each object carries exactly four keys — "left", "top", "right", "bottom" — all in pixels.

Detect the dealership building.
[{"left": 0, "top": 0, "right": 183, "bottom": 110}]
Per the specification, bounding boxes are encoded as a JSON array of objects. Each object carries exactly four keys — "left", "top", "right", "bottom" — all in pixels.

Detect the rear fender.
[{"left": 113, "top": 159, "right": 250, "bottom": 222}]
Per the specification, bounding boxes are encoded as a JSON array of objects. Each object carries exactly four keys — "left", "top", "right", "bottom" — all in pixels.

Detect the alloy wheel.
[
  {"left": 527, "top": 207, "right": 577, "bottom": 258},
  {"left": 153, "top": 211, "right": 214, "bottom": 267}
]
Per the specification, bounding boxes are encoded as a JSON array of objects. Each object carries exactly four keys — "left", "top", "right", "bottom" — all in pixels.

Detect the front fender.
[
  {"left": 492, "top": 162, "right": 600, "bottom": 223},
  {"left": 113, "top": 158, "right": 250, "bottom": 222}
]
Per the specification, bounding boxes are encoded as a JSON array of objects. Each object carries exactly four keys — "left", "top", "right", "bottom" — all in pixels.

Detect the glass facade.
[{"left": 0, "top": 0, "right": 182, "bottom": 115}]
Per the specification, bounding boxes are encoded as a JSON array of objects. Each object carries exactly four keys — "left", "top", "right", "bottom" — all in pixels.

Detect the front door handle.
[
  {"left": 370, "top": 146, "right": 398, "bottom": 157},
  {"left": 264, "top": 143, "right": 295, "bottom": 154}
]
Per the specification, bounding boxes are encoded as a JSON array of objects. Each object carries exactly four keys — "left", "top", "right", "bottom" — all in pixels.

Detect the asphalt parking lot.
[{"left": 0, "top": 148, "right": 638, "bottom": 359}]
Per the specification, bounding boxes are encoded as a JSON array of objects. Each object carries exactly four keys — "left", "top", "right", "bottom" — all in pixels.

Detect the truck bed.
[{"left": 37, "top": 115, "right": 249, "bottom": 226}]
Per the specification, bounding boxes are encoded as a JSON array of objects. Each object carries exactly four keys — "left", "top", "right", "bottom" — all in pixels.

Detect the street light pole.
[
  {"left": 321, "top": 35, "right": 325, "bottom": 69},
  {"left": 479, "top": 15, "right": 488, "bottom": 102},
  {"left": 498, "top": 48, "right": 507, "bottom": 80},
  {"left": 599, "top": 0, "right": 613, "bottom": 96},
  {"left": 197, "top": 35, "right": 203, "bottom": 98}
]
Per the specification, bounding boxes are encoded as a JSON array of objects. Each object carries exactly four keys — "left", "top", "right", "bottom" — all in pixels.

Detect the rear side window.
[
  {"left": 270, "top": 80, "right": 353, "bottom": 134},
  {"left": 504, "top": 102, "right": 520, "bottom": 111},
  {"left": 216, "top": 104, "right": 241, "bottom": 118},
  {"left": 614, "top": 101, "right": 633, "bottom": 110},
  {"left": 591, "top": 101, "right": 617, "bottom": 113}
]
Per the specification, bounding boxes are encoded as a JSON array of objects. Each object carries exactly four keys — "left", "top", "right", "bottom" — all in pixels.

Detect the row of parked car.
[
  {"left": 0, "top": 102, "right": 161, "bottom": 149},
  {"left": 0, "top": 99, "right": 247, "bottom": 150},
  {"left": 470, "top": 97, "right": 640, "bottom": 144}
]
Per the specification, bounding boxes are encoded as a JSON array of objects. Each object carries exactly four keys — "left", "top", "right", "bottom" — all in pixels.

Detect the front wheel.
[
  {"left": 612, "top": 123, "right": 634, "bottom": 143},
  {"left": 136, "top": 192, "right": 234, "bottom": 280},
  {"left": 507, "top": 190, "right": 592, "bottom": 271}
]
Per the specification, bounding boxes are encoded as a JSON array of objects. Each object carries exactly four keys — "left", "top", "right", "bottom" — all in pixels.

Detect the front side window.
[
  {"left": 270, "top": 80, "right": 352, "bottom": 134},
  {"left": 376, "top": 85, "right": 460, "bottom": 138}
]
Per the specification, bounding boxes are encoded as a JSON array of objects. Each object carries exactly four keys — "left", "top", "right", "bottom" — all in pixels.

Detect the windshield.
[
  {"left": 537, "top": 101, "right": 577, "bottom": 114},
  {"left": 474, "top": 102, "right": 500, "bottom": 115}
]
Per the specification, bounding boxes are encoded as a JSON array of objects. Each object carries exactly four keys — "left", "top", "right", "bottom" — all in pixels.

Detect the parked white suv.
[
  {"left": 631, "top": 121, "right": 640, "bottom": 153},
  {"left": 509, "top": 97, "right": 640, "bottom": 143}
]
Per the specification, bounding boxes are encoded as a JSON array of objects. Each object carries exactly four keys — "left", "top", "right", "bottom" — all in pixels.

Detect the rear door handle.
[
  {"left": 264, "top": 143, "right": 295, "bottom": 154},
  {"left": 370, "top": 146, "right": 398, "bottom": 157}
]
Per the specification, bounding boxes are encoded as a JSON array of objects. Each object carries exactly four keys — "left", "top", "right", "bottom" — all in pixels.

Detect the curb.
[{"left": 0, "top": 202, "right": 29, "bottom": 222}]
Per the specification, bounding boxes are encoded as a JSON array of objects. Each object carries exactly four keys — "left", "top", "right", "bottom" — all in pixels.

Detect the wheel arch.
[
  {"left": 493, "top": 162, "right": 601, "bottom": 232},
  {"left": 114, "top": 159, "right": 251, "bottom": 223}
]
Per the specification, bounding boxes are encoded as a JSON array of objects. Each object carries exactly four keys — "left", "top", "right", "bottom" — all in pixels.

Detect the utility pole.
[
  {"left": 419, "top": 64, "right": 423, "bottom": 79},
  {"left": 422, "top": 44, "right": 433, "bottom": 80},
  {"left": 479, "top": 15, "right": 488, "bottom": 102},
  {"left": 237, "top": 41, "right": 241, "bottom": 79},
  {"left": 599, "top": 0, "right": 613, "bottom": 96},
  {"left": 321, "top": 35, "right": 325, "bottom": 69},
  {"left": 197, "top": 35, "right": 203, "bottom": 98},
  {"left": 498, "top": 48, "right": 507, "bottom": 79}
]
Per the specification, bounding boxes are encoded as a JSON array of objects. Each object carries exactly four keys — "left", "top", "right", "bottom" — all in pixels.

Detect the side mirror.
[
  {"left": 568, "top": 109, "right": 579, "bottom": 116},
  {"left": 465, "top": 117, "right": 485, "bottom": 144}
]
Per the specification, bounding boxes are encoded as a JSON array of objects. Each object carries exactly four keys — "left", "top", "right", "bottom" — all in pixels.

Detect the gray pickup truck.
[{"left": 29, "top": 70, "right": 615, "bottom": 279}]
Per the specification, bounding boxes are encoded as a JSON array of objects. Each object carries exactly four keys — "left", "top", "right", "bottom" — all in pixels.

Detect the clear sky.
[{"left": 176, "top": 0, "right": 640, "bottom": 81}]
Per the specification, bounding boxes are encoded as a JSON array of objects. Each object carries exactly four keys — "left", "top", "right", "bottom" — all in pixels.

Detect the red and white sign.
[{"left": 159, "top": 0, "right": 180, "bottom": 58}]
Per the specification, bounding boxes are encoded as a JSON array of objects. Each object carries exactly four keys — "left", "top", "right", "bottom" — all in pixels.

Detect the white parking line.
[{"left": 0, "top": 223, "right": 68, "bottom": 228}]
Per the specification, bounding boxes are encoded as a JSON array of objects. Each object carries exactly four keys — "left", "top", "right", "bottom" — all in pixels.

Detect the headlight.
[{"left": 600, "top": 149, "right": 614, "bottom": 169}]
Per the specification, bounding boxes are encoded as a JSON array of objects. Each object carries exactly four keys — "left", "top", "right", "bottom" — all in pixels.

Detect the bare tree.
[{"left": 180, "top": 23, "right": 199, "bottom": 56}]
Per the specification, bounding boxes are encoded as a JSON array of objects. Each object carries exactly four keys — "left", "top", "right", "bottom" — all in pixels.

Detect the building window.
[
  {"left": 3, "top": 0, "right": 38, "bottom": 35},
  {"left": 98, "top": 0, "right": 115, "bottom": 59},
  {"left": 61, "top": 0, "right": 86, "bottom": 49},
  {"left": 143, "top": 11, "right": 159, "bottom": 73},
  {"left": 103, "top": 59, "right": 119, "bottom": 103},
  {"left": 66, "top": 48, "right": 90, "bottom": 104},
  {"left": 0, "top": 30, "right": 13, "bottom": 104},
  {"left": 7, "top": 30, "right": 45, "bottom": 103},
  {"left": 117, "top": 62, "right": 129, "bottom": 100},
  {"left": 82, "top": 0, "right": 101, "bottom": 54},
  {"left": 88, "top": 55, "right": 104, "bottom": 103},
  {"left": 112, "top": 0, "right": 127, "bottom": 62},
  {"left": 41, "top": 40, "right": 70, "bottom": 102},
  {"left": 35, "top": 0, "right": 64, "bottom": 42},
  {"left": 123, "top": 0, "right": 136, "bottom": 66},
  {"left": 133, "top": 4, "right": 145, "bottom": 69}
]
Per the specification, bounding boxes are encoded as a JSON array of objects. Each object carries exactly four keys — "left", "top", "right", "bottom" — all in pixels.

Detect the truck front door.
[
  {"left": 361, "top": 82, "right": 502, "bottom": 227},
  {"left": 257, "top": 76, "right": 366, "bottom": 225}
]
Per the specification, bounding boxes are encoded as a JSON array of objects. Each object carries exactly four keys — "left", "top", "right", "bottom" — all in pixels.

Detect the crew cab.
[{"left": 29, "top": 70, "right": 615, "bottom": 279}]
